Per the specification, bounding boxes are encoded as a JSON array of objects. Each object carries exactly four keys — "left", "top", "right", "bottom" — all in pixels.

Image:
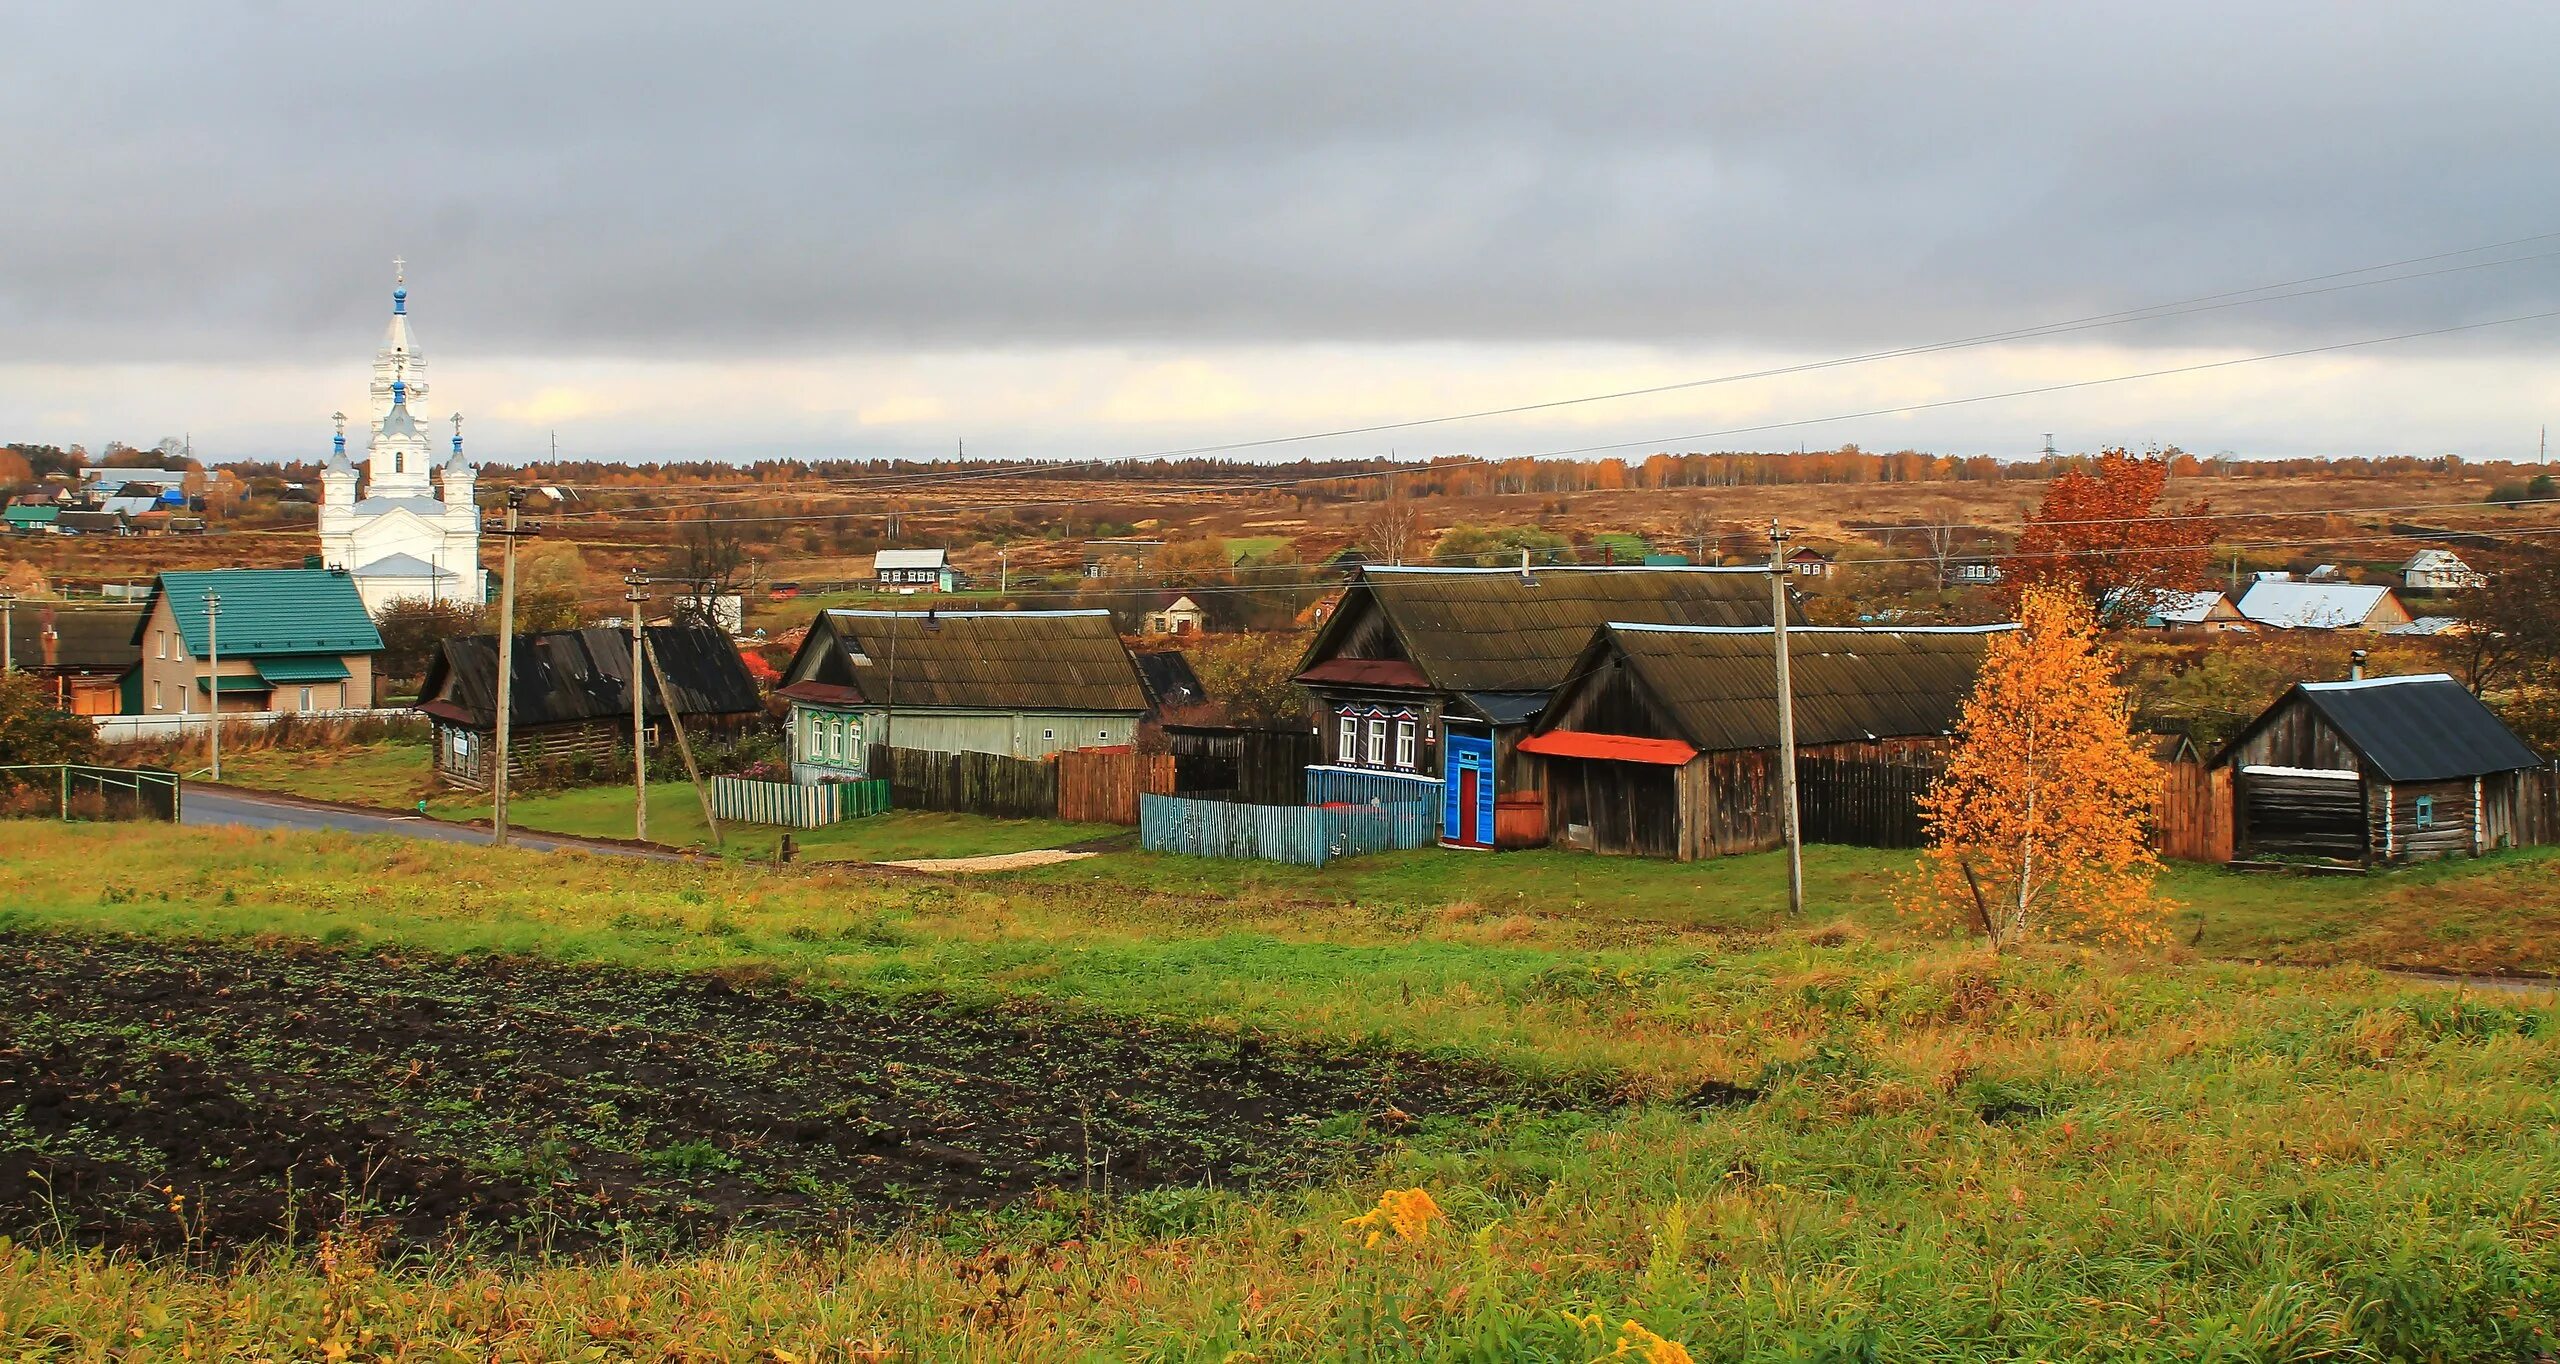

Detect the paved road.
[{"left": 180, "top": 784, "right": 680, "bottom": 860}]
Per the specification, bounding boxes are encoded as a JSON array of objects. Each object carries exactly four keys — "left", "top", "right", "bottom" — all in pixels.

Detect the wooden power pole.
[
  {"left": 490, "top": 489, "right": 537, "bottom": 846},
  {"left": 204, "top": 592, "right": 222, "bottom": 782},
  {"left": 626, "top": 574, "right": 649, "bottom": 841},
  {"left": 1768, "top": 520, "right": 1803, "bottom": 917},
  {"left": 643, "top": 632, "right": 723, "bottom": 848}
]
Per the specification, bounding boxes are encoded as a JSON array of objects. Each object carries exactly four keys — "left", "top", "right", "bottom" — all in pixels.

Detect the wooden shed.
[
  {"left": 415, "top": 625, "right": 765, "bottom": 791},
  {"left": 1518, "top": 623, "right": 2007, "bottom": 860},
  {"left": 2215, "top": 672, "right": 2547, "bottom": 862}
]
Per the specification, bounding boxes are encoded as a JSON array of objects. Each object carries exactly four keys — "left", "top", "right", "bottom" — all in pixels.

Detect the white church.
[{"left": 316, "top": 266, "right": 487, "bottom": 614}]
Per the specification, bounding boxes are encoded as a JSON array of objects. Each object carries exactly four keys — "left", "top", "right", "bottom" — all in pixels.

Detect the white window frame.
[
  {"left": 153, "top": 681, "right": 164, "bottom": 711},
  {"left": 298, "top": 686, "right": 313, "bottom": 712},
  {"left": 1394, "top": 719, "right": 1417, "bottom": 771},
  {"left": 1365, "top": 718, "right": 1388, "bottom": 767},
  {"left": 1338, "top": 714, "right": 1360, "bottom": 764}
]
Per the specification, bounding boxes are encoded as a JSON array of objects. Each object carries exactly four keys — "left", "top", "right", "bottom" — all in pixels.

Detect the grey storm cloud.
[{"left": 5, "top": 1, "right": 2560, "bottom": 365}]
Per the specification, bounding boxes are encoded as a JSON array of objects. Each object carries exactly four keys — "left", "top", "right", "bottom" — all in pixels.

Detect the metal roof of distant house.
[
  {"left": 2403, "top": 548, "right": 2474, "bottom": 572},
  {"left": 780, "top": 609, "right": 1149, "bottom": 713},
  {"left": 1299, "top": 565, "right": 1793, "bottom": 696},
  {"left": 2220, "top": 673, "right": 2542, "bottom": 781},
  {"left": 2387, "top": 616, "right": 2463, "bottom": 636},
  {"left": 4, "top": 505, "right": 58, "bottom": 527},
  {"left": 135, "top": 569, "right": 384, "bottom": 658},
  {"left": 416, "top": 625, "right": 763, "bottom": 732},
  {"left": 873, "top": 548, "right": 949, "bottom": 571},
  {"left": 2235, "top": 580, "right": 2398, "bottom": 629},
  {"left": 1131, "top": 650, "right": 1205, "bottom": 709},
  {"left": 83, "top": 469, "right": 190, "bottom": 491},
  {"left": 5, "top": 604, "right": 143, "bottom": 672},
  {"left": 99, "top": 495, "right": 163, "bottom": 517},
  {"left": 1552, "top": 623, "right": 2009, "bottom": 753},
  {"left": 2115, "top": 588, "right": 2230, "bottom": 624}
]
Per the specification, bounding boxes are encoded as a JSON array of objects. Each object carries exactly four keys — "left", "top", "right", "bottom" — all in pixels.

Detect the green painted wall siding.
[{"left": 789, "top": 703, "right": 1143, "bottom": 777}]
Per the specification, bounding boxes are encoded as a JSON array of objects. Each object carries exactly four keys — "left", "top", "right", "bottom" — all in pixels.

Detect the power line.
[{"left": 517, "top": 228, "right": 2560, "bottom": 516}]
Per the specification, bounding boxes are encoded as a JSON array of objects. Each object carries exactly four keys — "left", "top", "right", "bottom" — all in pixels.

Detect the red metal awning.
[{"left": 1516, "top": 729, "right": 1699, "bottom": 765}]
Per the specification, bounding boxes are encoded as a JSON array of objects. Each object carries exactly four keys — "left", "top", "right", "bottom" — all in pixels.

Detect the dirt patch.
[{"left": 0, "top": 933, "right": 1565, "bottom": 1259}]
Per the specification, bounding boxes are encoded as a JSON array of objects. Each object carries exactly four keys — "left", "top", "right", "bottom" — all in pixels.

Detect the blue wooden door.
[{"left": 1442, "top": 733, "right": 1495, "bottom": 846}]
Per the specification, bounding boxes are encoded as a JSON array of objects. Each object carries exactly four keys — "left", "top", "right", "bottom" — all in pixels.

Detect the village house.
[
  {"left": 2234, "top": 579, "right": 2414, "bottom": 631},
  {"left": 55, "top": 510, "right": 127, "bottom": 537},
  {"left": 130, "top": 568, "right": 383, "bottom": 717},
  {"left": 1081, "top": 538, "right": 1164, "bottom": 579},
  {"left": 4, "top": 604, "right": 143, "bottom": 715},
  {"left": 1785, "top": 547, "right": 1836, "bottom": 579},
  {"left": 1141, "top": 592, "right": 1207, "bottom": 636},
  {"left": 1517, "top": 624, "right": 2005, "bottom": 860},
  {"left": 4, "top": 505, "right": 60, "bottom": 535},
  {"left": 2216, "top": 671, "right": 2545, "bottom": 863},
  {"left": 2128, "top": 588, "right": 2248, "bottom": 632},
  {"left": 776, "top": 609, "right": 1149, "bottom": 783},
  {"left": 414, "top": 624, "right": 764, "bottom": 791},
  {"left": 2401, "top": 548, "right": 2486, "bottom": 592},
  {"left": 873, "top": 548, "right": 958, "bottom": 593},
  {"left": 1292, "top": 565, "right": 1789, "bottom": 844}
]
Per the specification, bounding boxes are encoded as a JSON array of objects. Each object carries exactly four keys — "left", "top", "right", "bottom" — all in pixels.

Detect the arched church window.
[{"left": 394, "top": 453, "right": 404, "bottom": 474}]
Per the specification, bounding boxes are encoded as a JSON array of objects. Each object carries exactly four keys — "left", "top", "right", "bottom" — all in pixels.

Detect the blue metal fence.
[{"left": 1139, "top": 792, "right": 1438, "bottom": 867}]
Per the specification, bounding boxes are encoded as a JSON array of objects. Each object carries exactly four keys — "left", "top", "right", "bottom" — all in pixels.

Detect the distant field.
[{"left": 0, "top": 821, "right": 2554, "bottom": 1359}]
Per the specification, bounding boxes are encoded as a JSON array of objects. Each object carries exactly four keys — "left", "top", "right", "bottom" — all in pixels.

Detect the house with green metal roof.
[
  {"left": 5, "top": 505, "right": 61, "bottom": 534},
  {"left": 131, "top": 568, "right": 385, "bottom": 717}
]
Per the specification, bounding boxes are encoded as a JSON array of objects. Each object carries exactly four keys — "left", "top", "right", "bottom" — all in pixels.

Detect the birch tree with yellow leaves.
[{"left": 1910, "top": 585, "right": 2169, "bottom": 949}]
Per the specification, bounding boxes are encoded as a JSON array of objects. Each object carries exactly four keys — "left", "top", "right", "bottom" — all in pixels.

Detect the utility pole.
[
  {"left": 627, "top": 573, "right": 650, "bottom": 842},
  {"left": 999, "top": 549, "right": 1008, "bottom": 596},
  {"left": 0, "top": 592, "right": 14, "bottom": 674},
  {"left": 1767, "top": 521, "right": 1802, "bottom": 918},
  {"left": 642, "top": 631, "right": 723, "bottom": 848},
  {"left": 490, "top": 489, "right": 537, "bottom": 846},
  {"left": 204, "top": 592, "right": 222, "bottom": 782}
]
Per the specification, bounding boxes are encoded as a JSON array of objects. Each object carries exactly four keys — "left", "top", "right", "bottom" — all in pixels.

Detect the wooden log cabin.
[
  {"left": 2215, "top": 672, "right": 2547, "bottom": 862},
  {"left": 1517, "top": 623, "right": 2008, "bottom": 860},
  {"left": 415, "top": 625, "right": 765, "bottom": 791},
  {"left": 1291, "top": 566, "right": 1790, "bottom": 848}
]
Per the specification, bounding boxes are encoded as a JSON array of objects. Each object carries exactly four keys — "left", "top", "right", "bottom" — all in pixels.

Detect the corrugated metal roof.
[
  {"left": 873, "top": 548, "right": 949, "bottom": 570},
  {"left": 792, "top": 610, "right": 1148, "bottom": 713},
  {"left": 417, "top": 624, "right": 763, "bottom": 731},
  {"left": 1593, "top": 624, "right": 2006, "bottom": 752},
  {"left": 1321, "top": 566, "right": 1788, "bottom": 694},
  {"left": 6, "top": 606, "right": 142, "bottom": 671},
  {"left": 2236, "top": 580, "right": 2397, "bottom": 629},
  {"left": 142, "top": 569, "right": 384, "bottom": 658},
  {"left": 2286, "top": 673, "right": 2542, "bottom": 780}
]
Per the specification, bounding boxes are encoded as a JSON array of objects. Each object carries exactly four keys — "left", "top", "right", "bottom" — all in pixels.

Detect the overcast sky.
[{"left": 5, "top": 3, "right": 2559, "bottom": 465}]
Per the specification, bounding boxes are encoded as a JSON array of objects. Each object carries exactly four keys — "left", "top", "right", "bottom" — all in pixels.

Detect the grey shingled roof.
[
  {"left": 1580, "top": 624, "right": 2007, "bottom": 752},
  {"left": 790, "top": 610, "right": 1148, "bottom": 713}
]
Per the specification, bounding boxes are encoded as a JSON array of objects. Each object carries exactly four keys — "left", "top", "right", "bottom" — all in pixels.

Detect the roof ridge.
[{"left": 1609, "top": 621, "right": 2018, "bottom": 635}]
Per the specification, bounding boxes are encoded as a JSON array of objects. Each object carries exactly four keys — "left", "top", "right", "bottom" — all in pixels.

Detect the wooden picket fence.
[
  {"left": 1056, "top": 748, "right": 1176, "bottom": 826},
  {"left": 711, "top": 775, "right": 887, "bottom": 828},
  {"left": 871, "top": 745, "right": 1059, "bottom": 820}
]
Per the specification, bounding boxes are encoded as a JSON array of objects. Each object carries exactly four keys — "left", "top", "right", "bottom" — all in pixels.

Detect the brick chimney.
[{"left": 38, "top": 606, "right": 58, "bottom": 668}]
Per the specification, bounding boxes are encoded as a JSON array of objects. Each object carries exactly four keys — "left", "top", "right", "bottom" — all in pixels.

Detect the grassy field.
[
  {"left": 188, "top": 739, "right": 438, "bottom": 808},
  {"left": 0, "top": 822, "right": 2555, "bottom": 1360}
]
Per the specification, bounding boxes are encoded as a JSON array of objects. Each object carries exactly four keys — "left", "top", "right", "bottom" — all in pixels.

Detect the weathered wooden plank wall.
[
  {"left": 1161, "top": 725, "right": 1324, "bottom": 806},
  {"left": 1056, "top": 749, "right": 1176, "bottom": 826},
  {"left": 2154, "top": 762, "right": 2234, "bottom": 863},
  {"left": 872, "top": 745, "right": 1060, "bottom": 820}
]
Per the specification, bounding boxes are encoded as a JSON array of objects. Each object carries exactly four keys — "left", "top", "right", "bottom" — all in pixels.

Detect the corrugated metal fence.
[
  {"left": 1140, "top": 792, "right": 1439, "bottom": 867},
  {"left": 1304, "top": 766, "right": 1446, "bottom": 809},
  {"left": 711, "top": 775, "right": 888, "bottom": 828},
  {"left": 872, "top": 745, "right": 1060, "bottom": 820}
]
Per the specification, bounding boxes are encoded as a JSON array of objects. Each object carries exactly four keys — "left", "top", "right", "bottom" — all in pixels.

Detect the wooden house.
[
  {"left": 1292, "top": 566, "right": 1790, "bottom": 846},
  {"left": 1517, "top": 624, "right": 2005, "bottom": 860},
  {"left": 5, "top": 604, "right": 143, "bottom": 715},
  {"left": 2129, "top": 588, "right": 2248, "bottom": 632},
  {"left": 1785, "top": 547, "right": 1835, "bottom": 579},
  {"left": 2234, "top": 580, "right": 2414, "bottom": 632},
  {"left": 775, "top": 609, "right": 1149, "bottom": 783},
  {"left": 1141, "top": 592, "right": 1208, "bottom": 636},
  {"left": 873, "top": 548, "right": 958, "bottom": 593},
  {"left": 414, "top": 625, "right": 764, "bottom": 791},
  {"left": 130, "top": 569, "right": 382, "bottom": 717},
  {"left": 2215, "top": 672, "right": 2546, "bottom": 862},
  {"left": 2402, "top": 548, "right": 2486, "bottom": 592}
]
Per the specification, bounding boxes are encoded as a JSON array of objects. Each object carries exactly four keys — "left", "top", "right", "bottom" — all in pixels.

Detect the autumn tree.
[
  {"left": 1907, "top": 586, "right": 2169, "bottom": 950},
  {"left": 1354, "top": 494, "right": 1426, "bottom": 566},
  {"left": 0, "top": 672, "right": 101, "bottom": 766},
  {"left": 1186, "top": 631, "right": 1312, "bottom": 728},
  {"left": 2009, "top": 449, "right": 2213, "bottom": 624},
  {"left": 373, "top": 598, "right": 488, "bottom": 690}
]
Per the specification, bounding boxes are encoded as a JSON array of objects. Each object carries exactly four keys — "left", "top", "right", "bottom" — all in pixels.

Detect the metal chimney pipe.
[{"left": 2350, "top": 648, "right": 2368, "bottom": 682}]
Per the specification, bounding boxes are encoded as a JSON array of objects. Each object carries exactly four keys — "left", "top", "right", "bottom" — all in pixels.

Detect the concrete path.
[
  {"left": 876, "top": 848, "right": 1101, "bottom": 873},
  {"left": 180, "top": 784, "right": 687, "bottom": 861}
]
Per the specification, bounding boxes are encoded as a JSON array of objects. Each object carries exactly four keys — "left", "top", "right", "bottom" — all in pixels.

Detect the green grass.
[
  {"left": 203, "top": 737, "right": 435, "bottom": 807},
  {"left": 1221, "top": 535, "right": 1289, "bottom": 560},
  {"left": 4, "top": 824, "right": 2558, "bottom": 1359},
  {"left": 441, "top": 783, "right": 1119, "bottom": 862}
]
